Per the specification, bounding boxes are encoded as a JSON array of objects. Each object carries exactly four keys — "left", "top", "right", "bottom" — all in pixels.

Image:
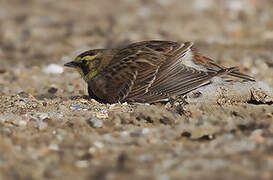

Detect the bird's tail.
[
  {"left": 228, "top": 71, "right": 255, "bottom": 81},
  {"left": 191, "top": 49, "right": 255, "bottom": 82},
  {"left": 215, "top": 67, "right": 255, "bottom": 81},
  {"left": 216, "top": 66, "right": 239, "bottom": 76}
]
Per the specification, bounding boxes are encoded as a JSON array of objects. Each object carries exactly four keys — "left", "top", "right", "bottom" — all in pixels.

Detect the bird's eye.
[{"left": 82, "top": 60, "right": 88, "bottom": 64}]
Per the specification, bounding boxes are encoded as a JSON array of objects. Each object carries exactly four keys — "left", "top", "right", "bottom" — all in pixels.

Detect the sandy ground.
[{"left": 0, "top": 0, "right": 273, "bottom": 179}]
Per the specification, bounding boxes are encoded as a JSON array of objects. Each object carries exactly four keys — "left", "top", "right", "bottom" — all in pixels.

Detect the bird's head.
[{"left": 64, "top": 49, "right": 108, "bottom": 81}]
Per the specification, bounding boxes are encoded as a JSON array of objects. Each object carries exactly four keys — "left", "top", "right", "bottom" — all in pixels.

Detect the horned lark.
[{"left": 64, "top": 40, "right": 254, "bottom": 103}]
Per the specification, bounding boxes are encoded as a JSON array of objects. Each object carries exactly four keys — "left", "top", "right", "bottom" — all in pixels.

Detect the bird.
[{"left": 64, "top": 40, "right": 255, "bottom": 104}]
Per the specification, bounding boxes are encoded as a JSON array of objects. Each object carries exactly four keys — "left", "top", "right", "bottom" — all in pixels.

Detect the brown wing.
[
  {"left": 135, "top": 66, "right": 215, "bottom": 103},
  {"left": 89, "top": 49, "right": 164, "bottom": 103},
  {"left": 125, "top": 41, "right": 195, "bottom": 100},
  {"left": 134, "top": 65, "right": 238, "bottom": 103},
  {"left": 125, "top": 41, "right": 238, "bottom": 103}
]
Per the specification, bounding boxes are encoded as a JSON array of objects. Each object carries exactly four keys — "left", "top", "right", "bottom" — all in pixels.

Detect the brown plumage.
[{"left": 64, "top": 40, "right": 255, "bottom": 103}]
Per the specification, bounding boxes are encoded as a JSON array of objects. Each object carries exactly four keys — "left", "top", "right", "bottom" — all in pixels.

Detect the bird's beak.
[{"left": 64, "top": 61, "right": 79, "bottom": 68}]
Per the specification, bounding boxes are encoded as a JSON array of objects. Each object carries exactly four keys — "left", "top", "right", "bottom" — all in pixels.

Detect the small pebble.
[
  {"left": 48, "top": 144, "right": 59, "bottom": 151},
  {"left": 165, "top": 102, "right": 171, "bottom": 108},
  {"left": 43, "top": 64, "right": 64, "bottom": 74},
  {"left": 122, "top": 102, "right": 128, "bottom": 106},
  {"left": 37, "top": 113, "right": 49, "bottom": 120},
  {"left": 96, "top": 112, "right": 108, "bottom": 119},
  {"left": 90, "top": 99, "right": 99, "bottom": 104},
  {"left": 70, "top": 105, "right": 82, "bottom": 110},
  {"left": 88, "top": 147, "right": 96, "bottom": 153},
  {"left": 93, "top": 141, "right": 104, "bottom": 148},
  {"left": 100, "top": 109, "right": 108, "bottom": 113},
  {"left": 120, "top": 131, "right": 129, "bottom": 137},
  {"left": 19, "top": 120, "right": 27, "bottom": 127},
  {"left": 48, "top": 87, "right": 58, "bottom": 94},
  {"left": 79, "top": 99, "right": 88, "bottom": 103},
  {"left": 88, "top": 118, "right": 103, "bottom": 128},
  {"left": 142, "top": 128, "right": 150, "bottom": 134},
  {"left": 109, "top": 104, "right": 116, "bottom": 109}
]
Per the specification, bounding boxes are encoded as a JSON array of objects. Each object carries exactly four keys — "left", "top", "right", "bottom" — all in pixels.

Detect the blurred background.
[{"left": 0, "top": 0, "right": 272, "bottom": 91}]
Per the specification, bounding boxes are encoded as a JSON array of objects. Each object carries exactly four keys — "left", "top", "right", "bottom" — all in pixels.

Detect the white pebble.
[
  {"left": 70, "top": 105, "right": 82, "bottom": 110},
  {"left": 43, "top": 64, "right": 64, "bottom": 74},
  {"left": 48, "top": 144, "right": 59, "bottom": 151},
  {"left": 38, "top": 113, "right": 49, "bottom": 120},
  {"left": 93, "top": 141, "right": 104, "bottom": 148},
  {"left": 120, "top": 131, "right": 129, "bottom": 137},
  {"left": 19, "top": 120, "right": 27, "bottom": 127},
  {"left": 142, "top": 128, "right": 150, "bottom": 134},
  {"left": 88, "top": 147, "right": 96, "bottom": 153},
  {"left": 122, "top": 102, "right": 128, "bottom": 106},
  {"left": 109, "top": 104, "right": 116, "bottom": 109},
  {"left": 89, "top": 119, "right": 103, "bottom": 128}
]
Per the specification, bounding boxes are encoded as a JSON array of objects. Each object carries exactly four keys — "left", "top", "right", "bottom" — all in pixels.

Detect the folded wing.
[{"left": 90, "top": 41, "right": 242, "bottom": 103}]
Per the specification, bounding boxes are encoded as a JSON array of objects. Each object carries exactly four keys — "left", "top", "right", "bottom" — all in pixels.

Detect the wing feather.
[{"left": 91, "top": 50, "right": 163, "bottom": 103}]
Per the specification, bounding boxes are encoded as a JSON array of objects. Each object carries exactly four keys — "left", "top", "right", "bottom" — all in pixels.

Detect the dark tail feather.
[
  {"left": 216, "top": 66, "right": 240, "bottom": 76},
  {"left": 216, "top": 67, "right": 255, "bottom": 81},
  {"left": 228, "top": 71, "right": 255, "bottom": 81},
  {"left": 210, "top": 66, "right": 255, "bottom": 81}
]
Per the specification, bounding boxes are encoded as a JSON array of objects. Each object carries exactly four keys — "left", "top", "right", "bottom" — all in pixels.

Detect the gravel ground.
[{"left": 0, "top": 0, "right": 273, "bottom": 180}]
